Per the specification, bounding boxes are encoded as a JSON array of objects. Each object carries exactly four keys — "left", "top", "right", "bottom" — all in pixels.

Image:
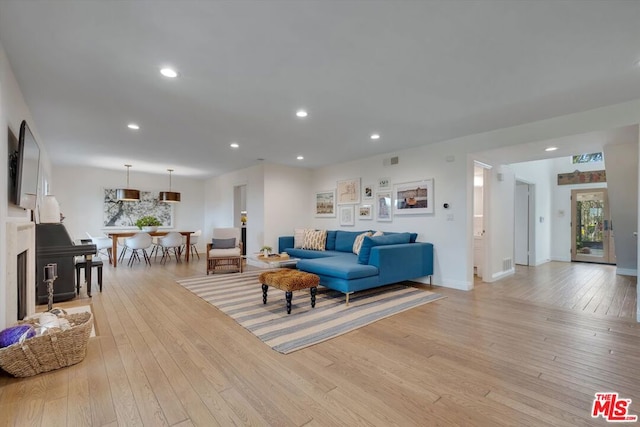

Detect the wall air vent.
[{"left": 383, "top": 156, "right": 399, "bottom": 166}]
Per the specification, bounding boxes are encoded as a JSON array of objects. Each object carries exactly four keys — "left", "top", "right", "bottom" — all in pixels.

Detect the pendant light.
[
  {"left": 159, "top": 168, "right": 181, "bottom": 202},
  {"left": 116, "top": 164, "right": 140, "bottom": 201}
]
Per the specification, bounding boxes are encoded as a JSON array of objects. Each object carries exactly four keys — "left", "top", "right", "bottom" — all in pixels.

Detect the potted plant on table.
[
  {"left": 260, "top": 245, "right": 272, "bottom": 257},
  {"left": 135, "top": 216, "right": 162, "bottom": 232}
]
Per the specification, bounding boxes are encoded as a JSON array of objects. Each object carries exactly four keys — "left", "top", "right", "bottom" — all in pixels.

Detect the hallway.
[{"left": 476, "top": 261, "right": 637, "bottom": 320}]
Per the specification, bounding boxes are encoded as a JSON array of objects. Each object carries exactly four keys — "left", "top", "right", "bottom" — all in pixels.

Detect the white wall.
[
  {"left": 52, "top": 166, "right": 206, "bottom": 248},
  {"left": 486, "top": 165, "right": 516, "bottom": 280},
  {"left": 204, "top": 164, "right": 265, "bottom": 254},
  {"left": 603, "top": 142, "right": 638, "bottom": 275},
  {"left": 204, "top": 163, "right": 312, "bottom": 254},
  {"left": 510, "top": 159, "right": 553, "bottom": 265},
  {"left": 263, "top": 164, "right": 312, "bottom": 250}
]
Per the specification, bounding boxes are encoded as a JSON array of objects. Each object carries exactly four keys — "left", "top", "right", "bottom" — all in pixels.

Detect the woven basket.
[{"left": 0, "top": 312, "right": 93, "bottom": 377}]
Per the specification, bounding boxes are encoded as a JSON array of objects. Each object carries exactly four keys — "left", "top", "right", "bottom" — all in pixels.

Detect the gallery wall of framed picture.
[{"left": 314, "top": 176, "right": 434, "bottom": 224}]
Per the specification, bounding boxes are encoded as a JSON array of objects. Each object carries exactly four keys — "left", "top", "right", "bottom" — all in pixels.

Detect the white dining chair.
[
  {"left": 124, "top": 232, "right": 153, "bottom": 266},
  {"left": 157, "top": 231, "right": 183, "bottom": 264},
  {"left": 189, "top": 229, "right": 201, "bottom": 260},
  {"left": 86, "top": 232, "right": 113, "bottom": 263}
]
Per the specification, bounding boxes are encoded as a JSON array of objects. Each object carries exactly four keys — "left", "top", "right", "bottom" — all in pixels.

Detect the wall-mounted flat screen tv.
[{"left": 15, "top": 120, "right": 40, "bottom": 209}]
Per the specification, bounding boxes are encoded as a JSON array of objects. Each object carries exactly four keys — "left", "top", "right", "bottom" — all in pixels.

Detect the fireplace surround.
[{"left": 4, "top": 220, "right": 36, "bottom": 329}]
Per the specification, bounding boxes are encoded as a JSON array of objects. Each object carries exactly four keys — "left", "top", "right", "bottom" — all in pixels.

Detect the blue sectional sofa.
[{"left": 278, "top": 230, "right": 433, "bottom": 303}]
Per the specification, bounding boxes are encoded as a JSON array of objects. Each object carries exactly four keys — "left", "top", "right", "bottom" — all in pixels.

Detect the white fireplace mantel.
[{"left": 4, "top": 220, "right": 36, "bottom": 329}]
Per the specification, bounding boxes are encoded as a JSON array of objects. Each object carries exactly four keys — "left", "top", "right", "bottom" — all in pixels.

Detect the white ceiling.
[{"left": 1, "top": 1, "right": 640, "bottom": 179}]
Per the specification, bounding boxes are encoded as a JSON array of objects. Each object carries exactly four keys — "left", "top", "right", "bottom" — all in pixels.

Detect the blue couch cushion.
[
  {"left": 298, "top": 254, "right": 378, "bottom": 280},
  {"left": 358, "top": 233, "right": 412, "bottom": 264},
  {"left": 384, "top": 231, "right": 418, "bottom": 243},
  {"left": 325, "top": 230, "right": 337, "bottom": 250},
  {"left": 335, "top": 230, "right": 370, "bottom": 252},
  {"left": 285, "top": 248, "right": 344, "bottom": 259}
]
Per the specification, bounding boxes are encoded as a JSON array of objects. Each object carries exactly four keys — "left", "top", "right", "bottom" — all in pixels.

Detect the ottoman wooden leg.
[
  {"left": 285, "top": 291, "right": 293, "bottom": 314},
  {"left": 310, "top": 287, "right": 317, "bottom": 308},
  {"left": 262, "top": 284, "right": 268, "bottom": 304}
]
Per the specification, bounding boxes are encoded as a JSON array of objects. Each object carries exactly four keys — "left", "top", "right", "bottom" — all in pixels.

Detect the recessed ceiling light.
[
  {"left": 127, "top": 123, "right": 140, "bottom": 130},
  {"left": 545, "top": 146, "right": 558, "bottom": 152},
  {"left": 160, "top": 67, "right": 178, "bottom": 78},
  {"left": 296, "top": 155, "right": 304, "bottom": 160},
  {"left": 370, "top": 133, "right": 381, "bottom": 140},
  {"left": 296, "top": 110, "right": 308, "bottom": 118},
  {"left": 230, "top": 142, "right": 239, "bottom": 148}
]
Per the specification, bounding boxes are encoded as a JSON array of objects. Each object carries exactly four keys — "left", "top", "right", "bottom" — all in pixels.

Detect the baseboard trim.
[
  {"left": 436, "top": 278, "right": 473, "bottom": 291},
  {"left": 490, "top": 268, "right": 515, "bottom": 282},
  {"left": 616, "top": 268, "right": 638, "bottom": 277}
]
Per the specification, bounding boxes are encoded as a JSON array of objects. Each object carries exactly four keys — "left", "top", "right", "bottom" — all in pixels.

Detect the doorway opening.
[
  {"left": 571, "top": 188, "right": 616, "bottom": 264},
  {"left": 234, "top": 184, "right": 247, "bottom": 255},
  {"left": 473, "top": 162, "right": 490, "bottom": 280}
]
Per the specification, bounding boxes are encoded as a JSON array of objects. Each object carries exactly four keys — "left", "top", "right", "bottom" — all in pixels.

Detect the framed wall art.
[
  {"left": 393, "top": 179, "right": 434, "bottom": 215},
  {"left": 378, "top": 177, "right": 391, "bottom": 190},
  {"left": 375, "top": 191, "right": 392, "bottom": 222},
  {"left": 103, "top": 188, "right": 174, "bottom": 228},
  {"left": 358, "top": 204, "right": 373, "bottom": 220},
  {"left": 362, "top": 183, "right": 374, "bottom": 200},
  {"left": 339, "top": 205, "right": 355, "bottom": 226},
  {"left": 315, "top": 190, "right": 336, "bottom": 217},
  {"left": 337, "top": 178, "right": 361, "bottom": 205}
]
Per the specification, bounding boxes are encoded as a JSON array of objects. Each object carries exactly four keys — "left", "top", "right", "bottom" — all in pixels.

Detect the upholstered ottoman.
[{"left": 259, "top": 269, "right": 320, "bottom": 314}]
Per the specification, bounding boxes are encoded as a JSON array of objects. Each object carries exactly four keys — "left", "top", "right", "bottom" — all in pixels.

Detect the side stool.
[{"left": 75, "top": 258, "right": 104, "bottom": 296}]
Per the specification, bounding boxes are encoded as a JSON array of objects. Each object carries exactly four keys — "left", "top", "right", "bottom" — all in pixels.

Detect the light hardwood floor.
[{"left": 0, "top": 259, "right": 638, "bottom": 426}]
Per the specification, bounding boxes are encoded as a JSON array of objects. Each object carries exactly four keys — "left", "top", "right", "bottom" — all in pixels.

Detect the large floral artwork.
[{"left": 103, "top": 189, "right": 173, "bottom": 228}]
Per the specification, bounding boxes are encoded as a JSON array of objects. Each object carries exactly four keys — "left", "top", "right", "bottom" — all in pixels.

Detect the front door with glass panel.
[{"left": 571, "top": 188, "right": 616, "bottom": 264}]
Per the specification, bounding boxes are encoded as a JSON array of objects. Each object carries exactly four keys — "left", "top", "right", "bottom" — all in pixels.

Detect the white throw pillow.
[
  {"left": 294, "top": 228, "right": 309, "bottom": 248},
  {"left": 353, "top": 231, "right": 373, "bottom": 255},
  {"left": 372, "top": 230, "right": 384, "bottom": 237}
]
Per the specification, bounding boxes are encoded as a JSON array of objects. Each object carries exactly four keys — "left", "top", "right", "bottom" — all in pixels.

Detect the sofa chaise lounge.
[{"left": 278, "top": 229, "right": 433, "bottom": 304}]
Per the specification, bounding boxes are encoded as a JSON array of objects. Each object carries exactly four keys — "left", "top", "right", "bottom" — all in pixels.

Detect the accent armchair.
[{"left": 207, "top": 227, "right": 243, "bottom": 274}]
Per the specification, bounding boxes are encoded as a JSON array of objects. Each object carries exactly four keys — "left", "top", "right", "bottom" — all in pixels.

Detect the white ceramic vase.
[
  {"left": 39, "top": 195, "right": 61, "bottom": 223},
  {"left": 142, "top": 226, "right": 158, "bottom": 232}
]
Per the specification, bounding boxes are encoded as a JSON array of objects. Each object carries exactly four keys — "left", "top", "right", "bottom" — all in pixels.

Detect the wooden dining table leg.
[{"left": 111, "top": 235, "right": 119, "bottom": 267}]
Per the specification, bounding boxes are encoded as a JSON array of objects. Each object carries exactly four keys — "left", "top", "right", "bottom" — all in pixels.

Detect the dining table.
[{"left": 107, "top": 230, "right": 194, "bottom": 267}]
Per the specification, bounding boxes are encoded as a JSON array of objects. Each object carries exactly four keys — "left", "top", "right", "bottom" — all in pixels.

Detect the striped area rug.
[{"left": 176, "top": 271, "right": 445, "bottom": 354}]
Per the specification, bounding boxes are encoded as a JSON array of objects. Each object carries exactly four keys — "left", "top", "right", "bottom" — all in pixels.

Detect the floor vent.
[{"left": 503, "top": 257, "right": 513, "bottom": 271}]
